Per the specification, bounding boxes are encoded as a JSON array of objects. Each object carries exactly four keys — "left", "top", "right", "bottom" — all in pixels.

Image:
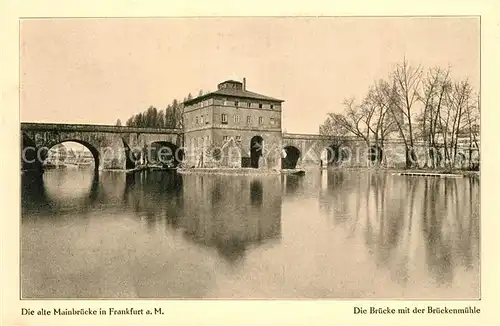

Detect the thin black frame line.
[{"left": 18, "top": 15, "right": 482, "bottom": 301}]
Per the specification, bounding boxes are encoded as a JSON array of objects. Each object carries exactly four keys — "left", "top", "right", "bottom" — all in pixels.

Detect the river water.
[{"left": 21, "top": 169, "right": 480, "bottom": 299}]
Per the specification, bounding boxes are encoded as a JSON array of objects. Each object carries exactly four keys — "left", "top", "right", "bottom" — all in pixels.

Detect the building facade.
[{"left": 182, "top": 79, "right": 284, "bottom": 169}]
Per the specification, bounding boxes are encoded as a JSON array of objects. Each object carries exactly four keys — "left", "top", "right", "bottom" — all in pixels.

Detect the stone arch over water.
[
  {"left": 368, "top": 145, "right": 383, "bottom": 164},
  {"left": 148, "top": 141, "right": 182, "bottom": 167},
  {"left": 250, "top": 135, "right": 264, "bottom": 168},
  {"left": 43, "top": 140, "right": 100, "bottom": 173},
  {"left": 282, "top": 145, "right": 301, "bottom": 169}
]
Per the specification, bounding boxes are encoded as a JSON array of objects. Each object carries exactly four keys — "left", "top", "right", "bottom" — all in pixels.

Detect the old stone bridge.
[
  {"left": 21, "top": 123, "right": 183, "bottom": 172},
  {"left": 21, "top": 123, "right": 477, "bottom": 173},
  {"left": 282, "top": 132, "right": 478, "bottom": 169},
  {"left": 282, "top": 132, "right": 398, "bottom": 169}
]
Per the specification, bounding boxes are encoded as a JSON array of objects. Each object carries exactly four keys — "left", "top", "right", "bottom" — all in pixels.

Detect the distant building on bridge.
[{"left": 182, "top": 79, "right": 284, "bottom": 169}]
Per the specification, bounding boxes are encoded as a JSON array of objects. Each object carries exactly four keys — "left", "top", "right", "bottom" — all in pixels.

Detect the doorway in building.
[{"left": 250, "top": 136, "right": 263, "bottom": 168}]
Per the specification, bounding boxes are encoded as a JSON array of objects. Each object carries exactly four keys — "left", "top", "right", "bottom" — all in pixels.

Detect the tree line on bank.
[
  {"left": 319, "top": 59, "right": 480, "bottom": 170},
  {"left": 115, "top": 90, "right": 205, "bottom": 129}
]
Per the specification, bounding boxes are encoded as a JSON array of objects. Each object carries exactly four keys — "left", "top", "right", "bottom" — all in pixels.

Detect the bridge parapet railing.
[{"left": 21, "top": 122, "right": 183, "bottom": 134}]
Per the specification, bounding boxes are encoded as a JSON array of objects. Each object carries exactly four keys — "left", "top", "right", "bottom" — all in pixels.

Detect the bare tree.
[
  {"left": 439, "top": 79, "right": 475, "bottom": 170},
  {"left": 386, "top": 59, "right": 423, "bottom": 168},
  {"left": 319, "top": 60, "right": 479, "bottom": 171},
  {"left": 417, "top": 67, "right": 451, "bottom": 168},
  {"left": 333, "top": 98, "right": 372, "bottom": 146},
  {"left": 463, "top": 93, "right": 480, "bottom": 170},
  {"left": 319, "top": 112, "right": 349, "bottom": 149},
  {"left": 364, "top": 80, "right": 398, "bottom": 165}
]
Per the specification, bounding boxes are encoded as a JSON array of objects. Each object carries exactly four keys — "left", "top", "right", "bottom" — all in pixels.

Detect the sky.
[{"left": 20, "top": 17, "right": 479, "bottom": 134}]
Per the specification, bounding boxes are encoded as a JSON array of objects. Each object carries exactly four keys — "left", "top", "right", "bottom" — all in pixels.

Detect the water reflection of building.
[
  {"left": 180, "top": 175, "right": 282, "bottom": 262},
  {"left": 119, "top": 172, "right": 282, "bottom": 262}
]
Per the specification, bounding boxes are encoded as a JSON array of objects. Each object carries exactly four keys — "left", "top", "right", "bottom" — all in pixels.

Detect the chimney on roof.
[{"left": 243, "top": 77, "right": 246, "bottom": 90}]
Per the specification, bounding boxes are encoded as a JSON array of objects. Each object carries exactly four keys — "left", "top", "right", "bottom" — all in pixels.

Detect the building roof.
[{"left": 183, "top": 82, "right": 284, "bottom": 105}]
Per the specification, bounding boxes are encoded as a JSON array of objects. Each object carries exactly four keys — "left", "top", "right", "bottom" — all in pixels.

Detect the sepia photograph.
[{"left": 19, "top": 17, "right": 480, "bottom": 300}]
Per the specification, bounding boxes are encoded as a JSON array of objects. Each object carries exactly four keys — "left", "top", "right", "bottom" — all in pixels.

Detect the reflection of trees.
[
  {"left": 420, "top": 177, "right": 480, "bottom": 284},
  {"left": 360, "top": 172, "right": 406, "bottom": 268},
  {"left": 122, "top": 171, "right": 184, "bottom": 229},
  {"left": 318, "top": 171, "right": 350, "bottom": 226},
  {"left": 324, "top": 171, "right": 479, "bottom": 288},
  {"left": 422, "top": 178, "right": 454, "bottom": 284}
]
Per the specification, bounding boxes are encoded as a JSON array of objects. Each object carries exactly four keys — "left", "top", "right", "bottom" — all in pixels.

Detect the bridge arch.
[
  {"left": 147, "top": 141, "right": 182, "bottom": 167},
  {"left": 323, "top": 144, "right": 349, "bottom": 166},
  {"left": 368, "top": 145, "right": 383, "bottom": 164},
  {"left": 250, "top": 136, "right": 264, "bottom": 168},
  {"left": 282, "top": 145, "right": 301, "bottom": 169},
  {"left": 43, "top": 140, "right": 100, "bottom": 172}
]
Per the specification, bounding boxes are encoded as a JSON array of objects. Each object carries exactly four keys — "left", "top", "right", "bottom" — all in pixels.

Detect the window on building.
[
  {"left": 205, "top": 115, "right": 209, "bottom": 124},
  {"left": 236, "top": 135, "right": 241, "bottom": 142},
  {"left": 221, "top": 114, "right": 228, "bottom": 124},
  {"left": 270, "top": 118, "right": 275, "bottom": 125},
  {"left": 223, "top": 136, "right": 229, "bottom": 142},
  {"left": 259, "top": 103, "right": 263, "bottom": 109},
  {"left": 200, "top": 116, "right": 204, "bottom": 124},
  {"left": 247, "top": 102, "right": 252, "bottom": 108},
  {"left": 259, "top": 117, "right": 263, "bottom": 125},
  {"left": 235, "top": 100, "right": 239, "bottom": 107},
  {"left": 234, "top": 115, "right": 240, "bottom": 123},
  {"left": 247, "top": 116, "right": 252, "bottom": 124},
  {"left": 195, "top": 116, "right": 199, "bottom": 125},
  {"left": 270, "top": 104, "right": 274, "bottom": 109}
]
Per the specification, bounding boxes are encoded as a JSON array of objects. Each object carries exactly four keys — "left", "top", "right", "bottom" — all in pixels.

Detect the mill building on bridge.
[{"left": 182, "top": 79, "right": 286, "bottom": 169}]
